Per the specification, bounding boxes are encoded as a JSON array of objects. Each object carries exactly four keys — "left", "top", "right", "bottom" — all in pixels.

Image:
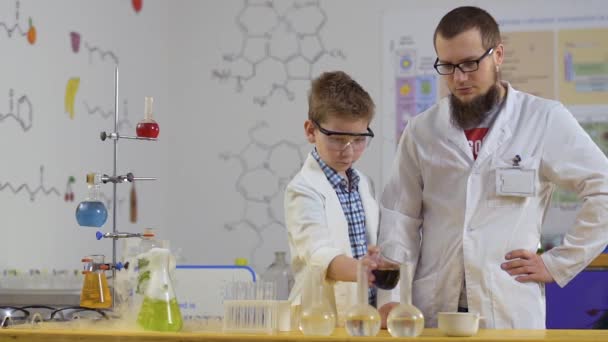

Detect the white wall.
[
  {"left": 0, "top": 0, "right": 170, "bottom": 271},
  {"left": 166, "top": 0, "right": 409, "bottom": 271}
]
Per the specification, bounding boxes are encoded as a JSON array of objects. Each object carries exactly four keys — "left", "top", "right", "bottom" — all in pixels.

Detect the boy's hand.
[{"left": 362, "top": 245, "right": 379, "bottom": 286}]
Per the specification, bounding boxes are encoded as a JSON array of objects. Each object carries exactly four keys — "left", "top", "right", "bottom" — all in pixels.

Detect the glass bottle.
[
  {"left": 261, "top": 251, "right": 294, "bottom": 301},
  {"left": 137, "top": 247, "right": 183, "bottom": 332},
  {"left": 80, "top": 255, "right": 112, "bottom": 309},
  {"left": 75, "top": 174, "right": 107, "bottom": 227},
  {"left": 344, "top": 260, "right": 381, "bottom": 336},
  {"left": 387, "top": 262, "right": 425, "bottom": 337},
  {"left": 136, "top": 97, "right": 160, "bottom": 138},
  {"left": 299, "top": 265, "right": 336, "bottom": 336}
]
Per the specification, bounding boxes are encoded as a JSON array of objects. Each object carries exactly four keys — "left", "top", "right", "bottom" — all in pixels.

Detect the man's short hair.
[{"left": 434, "top": 6, "right": 501, "bottom": 50}]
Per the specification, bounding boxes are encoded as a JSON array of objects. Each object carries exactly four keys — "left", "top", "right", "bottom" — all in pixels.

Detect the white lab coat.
[
  {"left": 285, "top": 153, "right": 379, "bottom": 325},
  {"left": 378, "top": 83, "right": 608, "bottom": 329}
]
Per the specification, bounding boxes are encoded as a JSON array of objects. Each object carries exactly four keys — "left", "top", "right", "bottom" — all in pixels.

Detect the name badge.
[{"left": 496, "top": 167, "right": 535, "bottom": 197}]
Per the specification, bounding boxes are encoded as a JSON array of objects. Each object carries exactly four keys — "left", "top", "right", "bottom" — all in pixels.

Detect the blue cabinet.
[{"left": 546, "top": 267, "right": 608, "bottom": 329}]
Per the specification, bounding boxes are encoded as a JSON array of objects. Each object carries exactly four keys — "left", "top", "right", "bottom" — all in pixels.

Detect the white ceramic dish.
[{"left": 437, "top": 312, "right": 481, "bottom": 337}]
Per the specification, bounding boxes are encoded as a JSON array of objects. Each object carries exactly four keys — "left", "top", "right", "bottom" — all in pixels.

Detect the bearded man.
[{"left": 376, "top": 6, "right": 608, "bottom": 330}]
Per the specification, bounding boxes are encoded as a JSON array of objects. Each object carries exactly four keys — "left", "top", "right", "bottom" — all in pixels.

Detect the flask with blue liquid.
[{"left": 75, "top": 173, "right": 108, "bottom": 227}]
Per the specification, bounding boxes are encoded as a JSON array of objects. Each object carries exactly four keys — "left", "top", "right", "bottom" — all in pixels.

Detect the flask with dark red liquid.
[
  {"left": 136, "top": 97, "right": 159, "bottom": 138},
  {"left": 371, "top": 240, "right": 410, "bottom": 290}
]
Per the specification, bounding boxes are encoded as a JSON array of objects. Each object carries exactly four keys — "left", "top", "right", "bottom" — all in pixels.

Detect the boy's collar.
[{"left": 311, "top": 148, "right": 359, "bottom": 188}]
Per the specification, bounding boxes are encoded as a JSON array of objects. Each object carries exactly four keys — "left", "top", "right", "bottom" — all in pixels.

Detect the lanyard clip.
[{"left": 512, "top": 154, "right": 521, "bottom": 167}]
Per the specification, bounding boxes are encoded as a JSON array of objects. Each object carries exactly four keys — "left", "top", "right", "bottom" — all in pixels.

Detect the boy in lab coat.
[{"left": 284, "top": 71, "right": 379, "bottom": 326}]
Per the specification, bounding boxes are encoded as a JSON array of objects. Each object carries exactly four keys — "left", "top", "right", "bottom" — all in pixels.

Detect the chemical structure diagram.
[
  {"left": 0, "top": 88, "right": 33, "bottom": 131},
  {"left": 69, "top": 31, "right": 119, "bottom": 65},
  {"left": 0, "top": 166, "right": 60, "bottom": 201},
  {"left": 219, "top": 121, "right": 308, "bottom": 267},
  {"left": 212, "top": 0, "right": 346, "bottom": 106},
  {"left": 83, "top": 99, "right": 133, "bottom": 131},
  {"left": 84, "top": 41, "right": 119, "bottom": 65},
  {"left": 0, "top": 0, "right": 37, "bottom": 45}
]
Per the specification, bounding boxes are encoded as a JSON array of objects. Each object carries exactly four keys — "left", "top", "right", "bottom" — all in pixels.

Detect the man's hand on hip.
[{"left": 501, "top": 249, "right": 554, "bottom": 283}]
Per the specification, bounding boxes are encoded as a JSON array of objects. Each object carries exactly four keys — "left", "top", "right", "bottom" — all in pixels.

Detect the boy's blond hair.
[{"left": 308, "top": 71, "right": 375, "bottom": 124}]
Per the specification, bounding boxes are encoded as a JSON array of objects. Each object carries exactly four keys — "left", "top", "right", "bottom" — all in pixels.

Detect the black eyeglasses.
[
  {"left": 433, "top": 47, "right": 494, "bottom": 75},
  {"left": 312, "top": 120, "right": 374, "bottom": 151}
]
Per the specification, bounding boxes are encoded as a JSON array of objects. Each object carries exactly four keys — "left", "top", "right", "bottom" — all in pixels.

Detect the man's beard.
[{"left": 449, "top": 83, "right": 501, "bottom": 130}]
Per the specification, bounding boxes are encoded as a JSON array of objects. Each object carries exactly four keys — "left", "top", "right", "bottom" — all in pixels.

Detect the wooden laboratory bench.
[
  {"left": 2, "top": 327, "right": 608, "bottom": 342},
  {"left": 588, "top": 253, "right": 608, "bottom": 268}
]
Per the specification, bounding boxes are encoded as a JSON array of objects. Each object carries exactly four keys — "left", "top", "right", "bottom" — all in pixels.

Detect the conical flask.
[
  {"left": 136, "top": 247, "right": 183, "bottom": 332},
  {"left": 387, "top": 262, "right": 424, "bottom": 337},
  {"left": 80, "top": 255, "right": 112, "bottom": 309},
  {"left": 299, "top": 265, "right": 335, "bottom": 336},
  {"left": 344, "top": 260, "right": 380, "bottom": 336}
]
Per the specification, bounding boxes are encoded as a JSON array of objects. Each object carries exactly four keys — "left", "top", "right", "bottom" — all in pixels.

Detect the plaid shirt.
[{"left": 312, "top": 149, "right": 376, "bottom": 306}]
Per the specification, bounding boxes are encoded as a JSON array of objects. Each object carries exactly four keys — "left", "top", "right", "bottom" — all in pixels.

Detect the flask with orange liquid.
[{"left": 80, "top": 255, "right": 112, "bottom": 309}]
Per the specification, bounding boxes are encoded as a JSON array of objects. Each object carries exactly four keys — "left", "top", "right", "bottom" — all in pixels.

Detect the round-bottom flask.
[
  {"left": 299, "top": 299, "right": 336, "bottom": 336},
  {"left": 299, "top": 266, "right": 335, "bottom": 336},
  {"left": 75, "top": 178, "right": 107, "bottom": 227},
  {"left": 136, "top": 97, "right": 160, "bottom": 138},
  {"left": 387, "top": 263, "right": 424, "bottom": 337},
  {"left": 76, "top": 200, "right": 107, "bottom": 227},
  {"left": 344, "top": 261, "right": 380, "bottom": 337},
  {"left": 345, "top": 304, "right": 381, "bottom": 337},
  {"left": 387, "top": 304, "right": 424, "bottom": 337}
]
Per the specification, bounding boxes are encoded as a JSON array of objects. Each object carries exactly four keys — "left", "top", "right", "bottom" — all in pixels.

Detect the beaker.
[
  {"left": 344, "top": 260, "right": 381, "bottom": 336},
  {"left": 136, "top": 97, "right": 160, "bottom": 138},
  {"left": 372, "top": 240, "right": 410, "bottom": 290},
  {"left": 387, "top": 262, "right": 425, "bottom": 337},
  {"left": 136, "top": 247, "right": 183, "bottom": 332},
  {"left": 75, "top": 174, "right": 107, "bottom": 227},
  {"left": 80, "top": 255, "right": 112, "bottom": 309},
  {"left": 299, "top": 265, "right": 335, "bottom": 336}
]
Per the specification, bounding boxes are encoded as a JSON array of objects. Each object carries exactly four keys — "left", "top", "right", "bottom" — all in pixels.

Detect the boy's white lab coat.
[
  {"left": 285, "top": 153, "right": 379, "bottom": 325},
  {"left": 379, "top": 84, "right": 608, "bottom": 328}
]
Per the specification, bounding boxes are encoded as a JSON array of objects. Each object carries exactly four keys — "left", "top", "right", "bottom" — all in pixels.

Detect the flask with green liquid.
[{"left": 136, "top": 247, "right": 183, "bottom": 332}]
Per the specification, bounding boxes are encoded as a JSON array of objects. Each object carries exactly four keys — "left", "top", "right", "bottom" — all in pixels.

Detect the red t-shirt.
[{"left": 464, "top": 128, "right": 489, "bottom": 160}]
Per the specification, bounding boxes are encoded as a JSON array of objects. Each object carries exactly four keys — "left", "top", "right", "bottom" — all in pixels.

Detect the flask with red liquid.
[{"left": 136, "top": 97, "right": 159, "bottom": 138}]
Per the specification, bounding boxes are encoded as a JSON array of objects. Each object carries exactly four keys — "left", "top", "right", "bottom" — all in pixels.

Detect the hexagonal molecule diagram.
[
  {"left": 212, "top": 0, "right": 346, "bottom": 106},
  {"left": 219, "top": 121, "right": 307, "bottom": 268}
]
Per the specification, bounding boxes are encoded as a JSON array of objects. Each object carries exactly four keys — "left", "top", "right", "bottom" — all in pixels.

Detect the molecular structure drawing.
[
  {"left": 83, "top": 99, "right": 132, "bottom": 131},
  {"left": 0, "top": 0, "right": 36, "bottom": 45},
  {"left": 84, "top": 41, "right": 119, "bottom": 65},
  {"left": 219, "top": 121, "right": 308, "bottom": 267},
  {"left": 69, "top": 31, "right": 119, "bottom": 65},
  {"left": 212, "top": 0, "right": 346, "bottom": 106},
  {"left": 0, "top": 166, "right": 60, "bottom": 201},
  {"left": 0, "top": 88, "right": 33, "bottom": 131}
]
